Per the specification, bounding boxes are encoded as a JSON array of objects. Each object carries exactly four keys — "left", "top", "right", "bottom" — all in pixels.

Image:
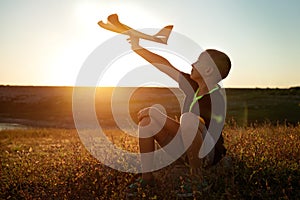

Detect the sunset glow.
[{"left": 1, "top": 0, "right": 299, "bottom": 88}]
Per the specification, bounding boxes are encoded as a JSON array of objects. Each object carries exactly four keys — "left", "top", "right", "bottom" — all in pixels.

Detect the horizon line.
[{"left": 1, "top": 84, "right": 299, "bottom": 90}]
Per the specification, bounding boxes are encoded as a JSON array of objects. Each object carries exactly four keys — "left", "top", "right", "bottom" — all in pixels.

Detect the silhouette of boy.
[{"left": 126, "top": 34, "right": 231, "bottom": 192}]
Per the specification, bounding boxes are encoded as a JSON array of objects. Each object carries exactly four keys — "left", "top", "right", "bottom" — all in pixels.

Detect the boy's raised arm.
[{"left": 128, "top": 35, "right": 181, "bottom": 82}]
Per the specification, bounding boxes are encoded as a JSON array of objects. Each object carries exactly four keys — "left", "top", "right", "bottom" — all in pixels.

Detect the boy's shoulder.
[{"left": 178, "top": 72, "right": 198, "bottom": 93}]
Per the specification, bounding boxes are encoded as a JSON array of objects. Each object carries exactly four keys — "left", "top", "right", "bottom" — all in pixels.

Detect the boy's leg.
[
  {"left": 138, "top": 116, "right": 155, "bottom": 181},
  {"left": 180, "top": 112, "right": 205, "bottom": 169},
  {"left": 138, "top": 107, "right": 181, "bottom": 181},
  {"left": 138, "top": 108, "right": 206, "bottom": 180}
]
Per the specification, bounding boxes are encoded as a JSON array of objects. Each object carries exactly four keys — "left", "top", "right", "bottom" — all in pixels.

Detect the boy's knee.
[
  {"left": 180, "top": 112, "right": 198, "bottom": 126},
  {"left": 180, "top": 112, "right": 195, "bottom": 118},
  {"left": 148, "top": 105, "right": 166, "bottom": 116}
]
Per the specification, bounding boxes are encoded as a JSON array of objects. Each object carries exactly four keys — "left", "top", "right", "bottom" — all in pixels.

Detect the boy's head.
[{"left": 191, "top": 49, "right": 231, "bottom": 84}]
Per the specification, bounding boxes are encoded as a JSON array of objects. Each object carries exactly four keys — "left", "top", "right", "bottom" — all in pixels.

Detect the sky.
[{"left": 0, "top": 0, "right": 299, "bottom": 88}]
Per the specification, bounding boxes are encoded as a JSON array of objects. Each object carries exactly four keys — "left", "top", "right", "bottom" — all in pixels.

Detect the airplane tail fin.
[{"left": 153, "top": 25, "right": 174, "bottom": 44}]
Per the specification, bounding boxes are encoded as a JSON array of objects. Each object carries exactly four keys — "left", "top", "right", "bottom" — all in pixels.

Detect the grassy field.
[
  {"left": 0, "top": 86, "right": 300, "bottom": 199},
  {"left": 1, "top": 124, "right": 299, "bottom": 199}
]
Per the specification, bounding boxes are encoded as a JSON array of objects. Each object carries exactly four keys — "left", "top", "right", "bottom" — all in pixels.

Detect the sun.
[{"left": 55, "top": 2, "right": 177, "bottom": 87}]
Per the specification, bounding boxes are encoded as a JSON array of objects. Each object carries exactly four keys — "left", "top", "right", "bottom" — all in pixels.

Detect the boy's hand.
[
  {"left": 137, "top": 107, "right": 150, "bottom": 122},
  {"left": 127, "top": 34, "right": 140, "bottom": 50}
]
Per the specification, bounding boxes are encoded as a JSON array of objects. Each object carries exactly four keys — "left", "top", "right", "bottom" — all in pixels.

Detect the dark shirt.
[{"left": 178, "top": 72, "right": 227, "bottom": 165}]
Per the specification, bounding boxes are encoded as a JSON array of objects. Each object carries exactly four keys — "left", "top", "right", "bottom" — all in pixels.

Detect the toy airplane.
[{"left": 98, "top": 14, "right": 173, "bottom": 44}]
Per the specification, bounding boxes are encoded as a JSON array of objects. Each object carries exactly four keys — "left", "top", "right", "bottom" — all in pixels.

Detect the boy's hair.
[{"left": 203, "top": 49, "right": 231, "bottom": 80}]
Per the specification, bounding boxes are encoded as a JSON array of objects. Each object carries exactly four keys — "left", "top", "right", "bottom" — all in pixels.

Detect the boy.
[{"left": 127, "top": 34, "right": 231, "bottom": 193}]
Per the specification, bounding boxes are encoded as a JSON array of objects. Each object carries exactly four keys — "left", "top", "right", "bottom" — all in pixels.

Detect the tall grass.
[{"left": 0, "top": 123, "right": 299, "bottom": 199}]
